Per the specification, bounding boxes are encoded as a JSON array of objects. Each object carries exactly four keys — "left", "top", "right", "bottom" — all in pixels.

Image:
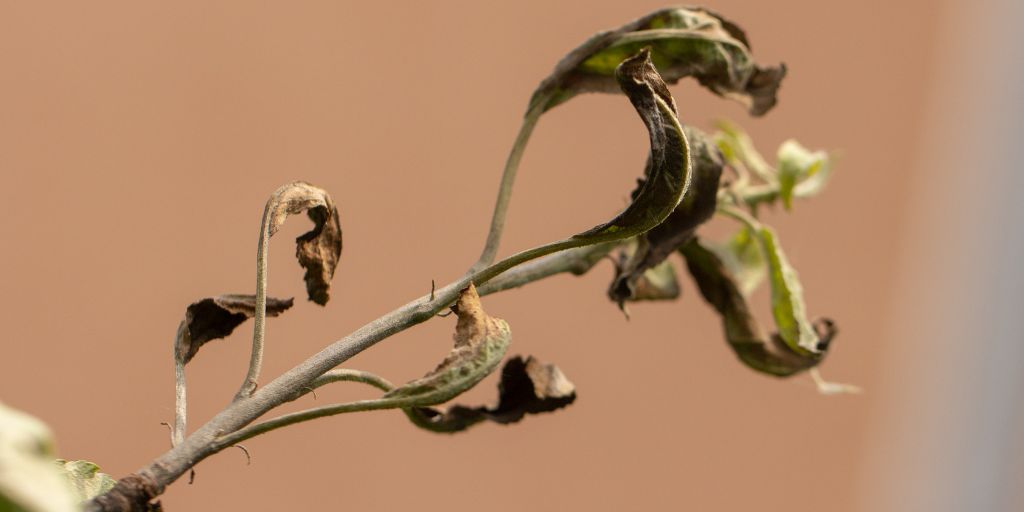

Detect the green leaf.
[
  {"left": 0, "top": 403, "right": 79, "bottom": 512},
  {"left": 56, "top": 460, "right": 116, "bottom": 503},
  {"left": 384, "top": 284, "right": 511, "bottom": 407},
  {"left": 680, "top": 239, "right": 832, "bottom": 376},
  {"left": 758, "top": 225, "right": 822, "bottom": 354},
  {"left": 606, "top": 126, "right": 722, "bottom": 305},
  {"left": 713, "top": 120, "right": 774, "bottom": 181},
  {"left": 572, "top": 48, "right": 691, "bottom": 243},
  {"left": 707, "top": 226, "right": 766, "bottom": 296},
  {"left": 405, "top": 356, "right": 577, "bottom": 433},
  {"left": 777, "top": 140, "right": 829, "bottom": 210},
  {"left": 531, "top": 7, "right": 786, "bottom": 116}
]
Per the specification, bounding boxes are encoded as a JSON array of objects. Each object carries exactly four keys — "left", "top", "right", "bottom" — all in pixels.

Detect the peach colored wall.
[{"left": 0, "top": 1, "right": 943, "bottom": 510}]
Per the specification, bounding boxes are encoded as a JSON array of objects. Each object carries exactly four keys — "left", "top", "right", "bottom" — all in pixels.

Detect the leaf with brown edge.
[
  {"left": 175, "top": 295, "right": 294, "bottom": 364},
  {"left": 382, "top": 284, "right": 511, "bottom": 407},
  {"left": 263, "top": 181, "right": 342, "bottom": 305},
  {"left": 680, "top": 238, "right": 832, "bottom": 376},
  {"left": 530, "top": 6, "right": 785, "bottom": 116},
  {"left": 572, "top": 48, "right": 691, "bottom": 243},
  {"left": 607, "top": 125, "right": 723, "bottom": 306},
  {"left": 403, "top": 356, "right": 577, "bottom": 434}
]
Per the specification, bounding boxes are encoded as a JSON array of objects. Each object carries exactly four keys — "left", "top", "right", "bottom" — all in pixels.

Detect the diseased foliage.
[{"left": 0, "top": 7, "right": 853, "bottom": 512}]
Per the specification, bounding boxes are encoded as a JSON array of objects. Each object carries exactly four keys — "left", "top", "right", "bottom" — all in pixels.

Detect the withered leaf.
[
  {"left": 175, "top": 295, "right": 294, "bottom": 364},
  {"left": 263, "top": 181, "right": 343, "bottom": 305},
  {"left": 531, "top": 7, "right": 785, "bottom": 116},
  {"left": 608, "top": 126, "right": 723, "bottom": 305},
  {"left": 572, "top": 48, "right": 691, "bottom": 243},
  {"left": 383, "top": 284, "right": 511, "bottom": 407},
  {"left": 680, "top": 238, "right": 832, "bottom": 376},
  {"left": 404, "top": 356, "right": 577, "bottom": 433}
]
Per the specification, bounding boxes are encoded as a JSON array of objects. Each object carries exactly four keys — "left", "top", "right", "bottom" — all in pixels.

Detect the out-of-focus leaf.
[
  {"left": 707, "top": 226, "right": 766, "bottom": 296},
  {"left": 714, "top": 120, "right": 773, "bottom": 180},
  {"left": 628, "top": 260, "right": 681, "bottom": 301},
  {"left": 56, "top": 460, "right": 116, "bottom": 502},
  {"left": 680, "top": 239, "right": 831, "bottom": 376},
  {"left": 0, "top": 403, "right": 79, "bottom": 512},
  {"left": 175, "top": 294, "right": 294, "bottom": 364},
  {"left": 262, "top": 181, "right": 343, "bottom": 305},
  {"left": 607, "top": 126, "right": 722, "bottom": 305},
  {"left": 383, "top": 284, "right": 511, "bottom": 407},
  {"left": 532, "top": 7, "right": 785, "bottom": 116},
  {"left": 405, "top": 356, "right": 577, "bottom": 433},
  {"left": 777, "top": 139, "right": 829, "bottom": 210},
  {"left": 572, "top": 48, "right": 691, "bottom": 243}
]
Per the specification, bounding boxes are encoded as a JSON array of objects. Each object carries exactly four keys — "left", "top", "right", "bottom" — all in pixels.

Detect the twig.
[
  {"left": 238, "top": 200, "right": 275, "bottom": 398},
  {"left": 173, "top": 322, "right": 188, "bottom": 447},
  {"left": 472, "top": 92, "right": 552, "bottom": 271}
]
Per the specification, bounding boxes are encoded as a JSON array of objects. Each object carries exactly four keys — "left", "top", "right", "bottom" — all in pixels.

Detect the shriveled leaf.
[
  {"left": 405, "top": 356, "right": 577, "bottom": 433},
  {"left": 263, "top": 181, "right": 343, "bottom": 305},
  {"left": 176, "top": 294, "right": 294, "bottom": 364},
  {"left": 607, "top": 126, "right": 722, "bottom": 305},
  {"left": 573, "top": 48, "right": 691, "bottom": 243},
  {"left": 383, "top": 284, "right": 511, "bottom": 407},
  {"left": 532, "top": 7, "right": 785, "bottom": 116},
  {"left": 0, "top": 403, "right": 78, "bottom": 512},
  {"left": 777, "top": 140, "right": 829, "bottom": 210},
  {"left": 56, "top": 460, "right": 116, "bottom": 502},
  {"left": 680, "top": 239, "right": 830, "bottom": 376},
  {"left": 707, "top": 226, "right": 766, "bottom": 296}
]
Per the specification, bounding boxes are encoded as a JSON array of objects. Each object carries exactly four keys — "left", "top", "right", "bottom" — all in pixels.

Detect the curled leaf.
[
  {"left": 532, "top": 7, "right": 785, "bottom": 116},
  {"left": 405, "top": 356, "right": 577, "bottom": 433},
  {"left": 383, "top": 284, "right": 511, "bottom": 407},
  {"left": 681, "top": 239, "right": 830, "bottom": 376},
  {"left": 573, "top": 48, "right": 691, "bottom": 242},
  {"left": 263, "top": 181, "right": 343, "bottom": 305},
  {"left": 608, "top": 126, "right": 723, "bottom": 305},
  {"left": 0, "top": 402, "right": 79, "bottom": 512},
  {"left": 56, "top": 460, "right": 116, "bottom": 502},
  {"left": 175, "top": 295, "right": 294, "bottom": 364}
]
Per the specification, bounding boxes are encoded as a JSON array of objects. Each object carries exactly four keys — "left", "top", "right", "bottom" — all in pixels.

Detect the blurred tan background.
[{"left": 2, "top": 1, "right": 1021, "bottom": 511}]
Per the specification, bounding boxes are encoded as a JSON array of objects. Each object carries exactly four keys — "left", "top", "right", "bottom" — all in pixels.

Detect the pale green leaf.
[
  {"left": 707, "top": 226, "right": 766, "bottom": 296},
  {"left": 56, "top": 460, "right": 116, "bottom": 503},
  {"left": 758, "top": 225, "right": 822, "bottom": 354},
  {"left": 777, "top": 139, "right": 829, "bottom": 210},
  {"left": 0, "top": 403, "right": 79, "bottom": 512}
]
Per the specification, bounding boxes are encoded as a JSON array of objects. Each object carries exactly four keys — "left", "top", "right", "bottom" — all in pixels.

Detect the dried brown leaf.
[
  {"left": 404, "top": 356, "right": 577, "bottom": 433},
  {"left": 264, "top": 181, "right": 343, "bottom": 305},
  {"left": 175, "top": 295, "right": 294, "bottom": 364}
]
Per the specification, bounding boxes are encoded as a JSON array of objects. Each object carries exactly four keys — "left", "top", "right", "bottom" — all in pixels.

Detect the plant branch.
[{"left": 87, "top": 235, "right": 619, "bottom": 511}]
